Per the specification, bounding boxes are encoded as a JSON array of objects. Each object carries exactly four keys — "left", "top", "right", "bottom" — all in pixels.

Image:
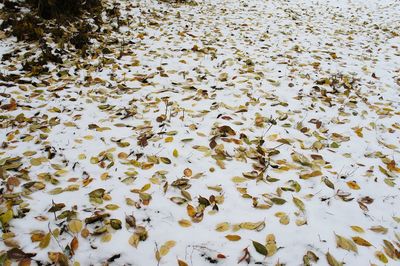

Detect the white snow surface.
[{"left": 0, "top": 0, "right": 400, "bottom": 265}]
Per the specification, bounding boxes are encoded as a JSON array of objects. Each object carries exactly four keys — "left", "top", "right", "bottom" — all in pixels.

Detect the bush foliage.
[{"left": 28, "top": 0, "right": 102, "bottom": 19}]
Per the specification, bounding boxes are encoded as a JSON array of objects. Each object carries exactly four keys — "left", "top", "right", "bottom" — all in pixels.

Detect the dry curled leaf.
[
  {"left": 326, "top": 252, "right": 343, "bottom": 266},
  {"left": 335, "top": 234, "right": 358, "bottom": 253}
]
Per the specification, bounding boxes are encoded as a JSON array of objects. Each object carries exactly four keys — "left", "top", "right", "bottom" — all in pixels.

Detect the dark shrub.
[{"left": 27, "top": 0, "right": 102, "bottom": 20}]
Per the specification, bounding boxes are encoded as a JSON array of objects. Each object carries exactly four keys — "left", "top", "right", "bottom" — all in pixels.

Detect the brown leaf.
[
  {"left": 238, "top": 247, "right": 251, "bottom": 264},
  {"left": 183, "top": 168, "right": 192, "bottom": 177},
  {"left": 369, "top": 226, "right": 388, "bottom": 234},
  {"left": 218, "top": 125, "right": 236, "bottom": 136},
  {"left": 186, "top": 204, "right": 196, "bottom": 218},
  {"left": 19, "top": 258, "right": 32, "bottom": 266},
  {"left": 177, "top": 259, "right": 189, "bottom": 266},
  {"left": 383, "top": 240, "right": 398, "bottom": 259},
  {"left": 6, "top": 248, "right": 36, "bottom": 260},
  {"left": 352, "top": 236, "right": 372, "bottom": 247},
  {"left": 70, "top": 237, "right": 79, "bottom": 254},
  {"left": 1, "top": 98, "right": 17, "bottom": 111}
]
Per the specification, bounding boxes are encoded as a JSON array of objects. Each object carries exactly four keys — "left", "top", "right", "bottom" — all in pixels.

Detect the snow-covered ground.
[{"left": 1, "top": 0, "right": 400, "bottom": 265}]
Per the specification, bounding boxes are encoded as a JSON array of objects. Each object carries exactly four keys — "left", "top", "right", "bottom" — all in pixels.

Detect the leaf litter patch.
[{"left": 0, "top": 0, "right": 400, "bottom": 265}]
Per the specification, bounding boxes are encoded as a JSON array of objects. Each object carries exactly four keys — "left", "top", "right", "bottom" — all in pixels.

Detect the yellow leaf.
[
  {"left": 216, "top": 159, "right": 225, "bottom": 169},
  {"left": 383, "top": 240, "right": 397, "bottom": 259},
  {"left": 141, "top": 163, "right": 154, "bottom": 170},
  {"left": 186, "top": 204, "right": 196, "bottom": 217},
  {"left": 215, "top": 222, "right": 230, "bottom": 232},
  {"left": 100, "top": 172, "right": 109, "bottom": 180},
  {"left": 90, "top": 157, "right": 99, "bottom": 164},
  {"left": 292, "top": 197, "right": 305, "bottom": 212},
  {"left": 312, "top": 141, "right": 324, "bottom": 150},
  {"left": 352, "top": 236, "right": 372, "bottom": 247},
  {"left": 300, "top": 170, "right": 322, "bottom": 179},
  {"left": 326, "top": 252, "right": 343, "bottom": 266},
  {"left": 0, "top": 209, "right": 13, "bottom": 225},
  {"left": 296, "top": 218, "right": 307, "bottom": 226},
  {"left": 347, "top": 181, "right": 360, "bottom": 190},
  {"left": 369, "top": 225, "right": 388, "bottom": 234},
  {"left": 207, "top": 185, "right": 222, "bottom": 192},
  {"left": 164, "top": 240, "right": 176, "bottom": 248},
  {"left": 54, "top": 169, "right": 68, "bottom": 176},
  {"left": 335, "top": 234, "right": 357, "bottom": 253},
  {"left": 81, "top": 228, "right": 90, "bottom": 238},
  {"left": 353, "top": 127, "right": 363, "bottom": 137},
  {"left": 39, "top": 232, "right": 51, "bottom": 249},
  {"left": 68, "top": 220, "right": 83, "bottom": 234},
  {"left": 101, "top": 233, "right": 112, "bottom": 242},
  {"left": 173, "top": 149, "right": 179, "bottom": 157},
  {"left": 30, "top": 233, "right": 44, "bottom": 242},
  {"left": 225, "top": 235, "right": 241, "bottom": 241},
  {"left": 165, "top": 136, "right": 174, "bottom": 143},
  {"left": 239, "top": 221, "right": 265, "bottom": 231},
  {"left": 178, "top": 219, "right": 192, "bottom": 227},
  {"left": 231, "top": 176, "right": 248, "bottom": 183},
  {"left": 150, "top": 176, "right": 161, "bottom": 184},
  {"left": 155, "top": 250, "right": 161, "bottom": 262},
  {"left": 291, "top": 152, "right": 311, "bottom": 166},
  {"left": 279, "top": 215, "right": 290, "bottom": 225},
  {"left": 30, "top": 158, "right": 42, "bottom": 166},
  {"left": 159, "top": 240, "right": 176, "bottom": 256},
  {"left": 129, "top": 234, "right": 140, "bottom": 248},
  {"left": 105, "top": 204, "right": 119, "bottom": 210},
  {"left": 118, "top": 152, "right": 128, "bottom": 159},
  {"left": 350, "top": 225, "right": 364, "bottom": 233},
  {"left": 266, "top": 234, "right": 277, "bottom": 257},
  {"left": 3, "top": 232, "right": 15, "bottom": 240},
  {"left": 141, "top": 183, "right": 151, "bottom": 192},
  {"left": 193, "top": 145, "right": 210, "bottom": 152},
  {"left": 375, "top": 251, "right": 388, "bottom": 263},
  {"left": 160, "top": 157, "right": 171, "bottom": 164},
  {"left": 52, "top": 228, "right": 60, "bottom": 238}
]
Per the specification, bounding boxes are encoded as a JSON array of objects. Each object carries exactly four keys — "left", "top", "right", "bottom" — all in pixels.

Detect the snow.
[{"left": 0, "top": 0, "right": 400, "bottom": 265}]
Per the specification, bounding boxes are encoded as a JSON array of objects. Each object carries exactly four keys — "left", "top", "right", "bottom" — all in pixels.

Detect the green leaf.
[
  {"left": 323, "top": 178, "right": 335, "bottom": 190},
  {"left": 252, "top": 240, "right": 268, "bottom": 256},
  {"left": 271, "top": 198, "right": 286, "bottom": 205},
  {"left": 0, "top": 209, "right": 13, "bottom": 226},
  {"left": 293, "top": 197, "right": 305, "bottom": 212}
]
